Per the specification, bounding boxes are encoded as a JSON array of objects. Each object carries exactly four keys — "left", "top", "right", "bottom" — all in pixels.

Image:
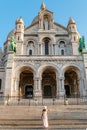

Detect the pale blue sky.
[{"left": 0, "top": 0, "right": 87, "bottom": 48}]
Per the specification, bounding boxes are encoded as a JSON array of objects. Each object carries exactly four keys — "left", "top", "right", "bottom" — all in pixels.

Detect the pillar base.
[
  {"left": 34, "top": 90, "right": 42, "bottom": 98},
  {"left": 34, "top": 90, "right": 42, "bottom": 105},
  {"left": 59, "top": 90, "right": 65, "bottom": 98}
]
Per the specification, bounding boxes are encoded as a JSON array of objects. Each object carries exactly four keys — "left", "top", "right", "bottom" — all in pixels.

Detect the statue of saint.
[
  {"left": 78, "top": 36, "right": 85, "bottom": 54},
  {"left": 44, "top": 18, "right": 49, "bottom": 30},
  {"left": 9, "top": 36, "right": 17, "bottom": 53}
]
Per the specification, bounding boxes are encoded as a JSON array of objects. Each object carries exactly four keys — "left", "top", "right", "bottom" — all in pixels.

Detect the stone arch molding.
[
  {"left": 57, "top": 38, "right": 67, "bottom": 45},
  {"left": 43, "top": 12, "right": 52, "bottom": 17},
  {"left": 37, "top": 63, "right": 59, "bottom": 78},
  {"left": 61, "top": 63, "right": 82, "bottom": 79},
  {"left": 26, "top": 37, "right": 38, "bottom": 46},
  {"left": 14, "top": 63, "right": 36, "bottom": 79},
  {"left": 61, "top": 63, "right": 85, "bottom": 97},
  {"left": 39, "top": 35, "right": 55, "bottom": 44}
]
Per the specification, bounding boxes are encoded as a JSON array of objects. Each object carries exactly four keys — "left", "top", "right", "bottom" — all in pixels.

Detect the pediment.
[
  {"left": 39, "top": 9, "right": 53, "bottom": 15},
  {"left": 24, "top": 20, "right": 68, "bottom": 35},
  {"left": 24, "top": 23, "right": 39, "bottom": 34},
  {"left": 54, "top": 22, "right": 68, "bottom": 35}
]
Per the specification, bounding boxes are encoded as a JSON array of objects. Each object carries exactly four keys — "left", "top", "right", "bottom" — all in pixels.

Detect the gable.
[
  {"left": 54, "top": 22, "right": 68, "bottom": 35},
  {"left": 24, "top": 23, "right": 39, "bottom": 34}
]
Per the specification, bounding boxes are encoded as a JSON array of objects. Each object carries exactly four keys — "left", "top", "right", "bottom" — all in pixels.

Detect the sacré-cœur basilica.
[{"left": 0, "top": 3, "right": 87, "bottom": 104}]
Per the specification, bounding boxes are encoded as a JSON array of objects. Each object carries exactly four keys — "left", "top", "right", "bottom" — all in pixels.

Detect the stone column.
[
  {"left": 56, "top": 76, "right": 59, "bottom": 97},
  {"left": 78, "top": 77, "right": 86, "bottom": 96},
  {"left": 38, "top": 42, "right": 41, "bottom": 55},
  {"left": 34, "top": 77, "right": 42, "bottom": 98},
  {"left": 22, "top": 43, "right": 26, "bottom": 55},
  {"left": 38, "top": 78, "right": 42, "bottom": 93},
  {"left": 51, "top": 44, "right": 53, "bottom": 55},
  {"left": 11, "top": 78, "right": 15, "bottom": 97},
  {"left": 59, "top": 77, "right": 65, "bottom": 97},
  {"left": 15, "top": 78, "right": 19, "bottom": 98},
  {"left": 82, "top": 78, "right": 86, "bottom": 96},
  {"left": 41, "top": 43, "right": 43, "bottom": 55},
  {"left": 55, "top": 44, "right": 57, "bottom": 55},
  {"left": 34, "top": 79, "right": 37, "bottom": 91}
]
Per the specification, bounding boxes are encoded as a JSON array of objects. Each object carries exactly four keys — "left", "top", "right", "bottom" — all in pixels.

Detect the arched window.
[
  {"left": 18, "top": 36, "right": 20, "bottom": 40},
  {"left": 0, "top": 79, "right": 2, "bottom": 90},
  {"left": 19, "top": 25, "right": 21, "bottom": 28},
  {"left": 29, "top": 50, "right": 32, "bottom": 55},
  {"left": 43, "top": 37, "right": 50, "bottom": 55},
  {"left": 45, "top": 40, "right": 49, "bottom": 55},
  {"left": 27, "top": 41, "right": 34, "bottom": 55},
  {"left": 61, "top": 49, "right": 64, "bottom": 55},
  {"left": 59, "top": 41, "right": 65, "bottom": 48},
  {"left": 74, "top": 36, "right": 76, "bottom": 41}
]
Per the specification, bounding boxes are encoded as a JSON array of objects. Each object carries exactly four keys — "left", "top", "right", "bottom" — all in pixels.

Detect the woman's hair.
[{"left": 43, "top": 109, "right": 46, "bottom": 111}]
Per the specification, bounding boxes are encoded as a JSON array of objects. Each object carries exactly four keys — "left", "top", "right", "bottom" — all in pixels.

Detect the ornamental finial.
[{"left": 41, "top": 0, "right": 46, "bottom": 10}]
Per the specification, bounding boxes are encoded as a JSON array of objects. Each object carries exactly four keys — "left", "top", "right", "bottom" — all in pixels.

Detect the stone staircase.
[{"left": 0, "top": 105, "right": 87, "bottom": 129}]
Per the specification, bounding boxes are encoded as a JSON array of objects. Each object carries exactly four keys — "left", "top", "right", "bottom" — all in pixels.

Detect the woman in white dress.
[{"left": 41, "top": 106, "right": 48, "bottom": 128}]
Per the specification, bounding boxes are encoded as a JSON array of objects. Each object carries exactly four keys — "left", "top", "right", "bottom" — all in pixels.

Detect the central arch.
[{"left": 42, "top": 67, "right": 57, "bottom": 98}]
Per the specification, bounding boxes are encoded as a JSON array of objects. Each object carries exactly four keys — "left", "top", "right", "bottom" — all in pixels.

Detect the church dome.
[
  {"left": 68, "top": 18, "right": 76, "bottom": 25},
  {"left": 7, "top": 29, "right": 16, "bottom": 40},
  {"left": 31, "top": 16, "right": 39, "bottom": 25}
]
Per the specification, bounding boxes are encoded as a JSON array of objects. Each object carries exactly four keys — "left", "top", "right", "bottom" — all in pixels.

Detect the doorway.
[
  {"left": 64, "top": 85, "right": 71, "bottom": 98},
  {"left": 25, "top": 85, "right": 33, "bottom": 98},
  {"left": 43, "top": 85, "right": 52, "bottom": 98}
]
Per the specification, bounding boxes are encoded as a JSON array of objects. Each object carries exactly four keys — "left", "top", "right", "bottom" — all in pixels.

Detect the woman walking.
[{"left": 41, "top": 106, "right": 49, "bottom": 128}]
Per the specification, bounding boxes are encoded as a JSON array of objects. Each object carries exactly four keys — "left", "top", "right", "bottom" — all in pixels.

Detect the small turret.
[
  {"left": 15, "top": 17, "right": 24, "bottom": 41},
  {"left": 67, "top": 18, "right": 80, "bottom": 55},
  {"left": 67, "top": 18, "right": 77, "bottom": 33}
]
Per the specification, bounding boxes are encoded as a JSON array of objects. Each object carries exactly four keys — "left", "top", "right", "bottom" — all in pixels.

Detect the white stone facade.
[{"left": 0, "top": 3, "right": 87, "bottom": 100}]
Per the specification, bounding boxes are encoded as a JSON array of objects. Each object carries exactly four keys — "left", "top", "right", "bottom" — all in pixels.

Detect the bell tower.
[
  {"left": 15, "top": 17, "right": 24, "bottom": 54},
  {"left": 67, "top": 18, "right": 80, "bottom": 55},
  {"left": 15, "top": 17, "right": 24, "bottom": 41}
]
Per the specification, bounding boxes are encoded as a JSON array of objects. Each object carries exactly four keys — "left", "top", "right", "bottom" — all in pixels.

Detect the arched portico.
[
  {"left": 62, "top": 64, "right": 85, "bottom": 97},
  {"left": 19, "top": 68, "right": 34, "bottom": 98},
  {"left": 12, "top": 65, "right": 36, "bottom": 98},
  {"left": 64, "top": 69, "right": 79, "bottom": 98},
  {"left": 38, "top": 65, "right": 58, "bottom": 98}
]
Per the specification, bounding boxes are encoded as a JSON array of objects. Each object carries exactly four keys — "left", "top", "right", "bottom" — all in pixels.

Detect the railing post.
[{"left": 53, "top": 97, "right": 55, "bottom": 105}]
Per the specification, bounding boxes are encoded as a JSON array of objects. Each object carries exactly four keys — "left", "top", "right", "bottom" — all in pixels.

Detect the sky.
[{"left": 0, "top": 0, "right": 87, "bottom": 49}]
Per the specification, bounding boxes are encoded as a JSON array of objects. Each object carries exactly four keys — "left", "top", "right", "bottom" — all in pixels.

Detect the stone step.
[
  {"left": 0, "top": 105, "right": 87, "bottom": 129},
  {"left": 0, "top": 105, "right": 87, "bottom": 120},
  {"left": 0, "top": 124, "right": 87, "bottom": 129},
  {"left": 0, "top": 119, "right": 87, "bottom": 125}
]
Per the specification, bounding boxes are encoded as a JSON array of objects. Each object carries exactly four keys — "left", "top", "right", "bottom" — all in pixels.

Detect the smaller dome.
[
  {"left": 41, "top": 2, "right": 46, "bottom": 10},
  {"left": 31, "top": 16, "right": 39, "bottom": 25},
  {"left": 7, "top": 29, "right": 16, "bottom": 40},
  {"left": 16, "top": 17, "right": 24, "bottom": 24},
  {"left": 68, "top": 18, "right": 76, "bottom": 25}
]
